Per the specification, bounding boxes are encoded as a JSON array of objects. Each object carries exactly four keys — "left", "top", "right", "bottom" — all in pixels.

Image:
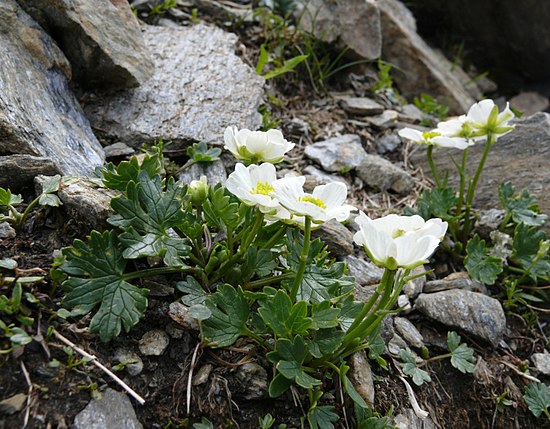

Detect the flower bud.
[{"left": 188, "top": 176, "right": 208, "bottom": 206}]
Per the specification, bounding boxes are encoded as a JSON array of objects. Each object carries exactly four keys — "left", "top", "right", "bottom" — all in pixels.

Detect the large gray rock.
[
  {"left": 18, "top": 0, "right": 153, "bottom": 89},
  {"left": 0, "top": 155, "right": 60, "bottom": 191},
  {"left": 295, "top": 0, "right": 381, "bottom": 61},
  {"left": 411, "top": 113, "right": 550, "bottom": 230},
  {"left": 73, "top": 388, "right": 142, "bottom": 429},
  {"left": 376, "top": 0, "right": 476, "bottom": 113},
  {"left": 304, "top": 134, "right": 367, "bottom": 173},
  {"left": 83, "top": 23, "right": 264, "bottom": 147},
  {"left": 415, "top": 289, "right": 506, "bottom": 347},
  {"left": 0, "top": 1, "right": 104, "bottom": 176},
  {"left": 356, "top": 154, "right": 414, "bottom": 194}
]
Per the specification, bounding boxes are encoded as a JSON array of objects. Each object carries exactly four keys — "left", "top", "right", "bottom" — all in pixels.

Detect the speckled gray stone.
[
  {"left": 344, "top": 255, "right": 384, "bottom": 286},
  {"left": 304, "top": 134, "right": 367, "bottom": 173},
  {"left": 357, "top": 154, "right": 414, "bottom": 194},
  {"left": 83, "top": 23, "right": 264, "bottom": 147},
  {"left": 415, "top": 289, "right": 506, "bottom": 347},
  {"left": 138, "top": 329, "right": 170, "bottom": 356}
]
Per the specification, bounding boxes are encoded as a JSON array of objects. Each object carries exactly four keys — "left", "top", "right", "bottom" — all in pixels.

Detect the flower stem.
[
  {"left": 14, "top": 196, "right": 42, "bottom": 230},
  {"left": 290, "top": 216, "right": 312, "bottom": 301},
  {"left": 427, "top": 146, "right": 442, "bottom": 188},
  {"left": 455, "top": 148, "right": 469, "bottom": 217},
  {"left": 123, "top": 266, "right": 195, "bottom": 282},
  {"left": 245, "top": 272, "right": 292, "bottom": 290}
]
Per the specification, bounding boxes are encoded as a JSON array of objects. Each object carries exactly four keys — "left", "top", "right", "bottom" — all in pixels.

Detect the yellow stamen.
[
  {"left": 299, "top": 196, "right": 327, "bottom": 209},
  {"left": 251, "top": 182, "right": 274, "bottom": 195}
]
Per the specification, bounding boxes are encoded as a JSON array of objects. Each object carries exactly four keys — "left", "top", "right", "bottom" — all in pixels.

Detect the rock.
[
  {"left": 0, "top": 393, "right": 27, "bottom": 415},
  {"left": 511, "top": 92, "right": 549, "bottom": 117},
  {"left": 177, "top": 159, "right": 227, "bottom": 187},
  {"left": 142, "top": 279, "right": 175, "bottom": 297},
  {"left": 376, "top": 133, "right": 402, "bottom": 154},
  {"left": 83, "top": 23, "right": 263, "bottom": 147},
  {"left": 0, "top": 1, "right": 104, "bottom": 176},
  {"left": 397, "top": 295, "right": 412, "bottom": 314},
  {"left": 303, "top": 165, "right": 349, "bottom": 187},
  {"left": 377, "top": 0, "right": 476, "bottom": 113},
  {"left": 388, "top": 332, "right": 408, "bottom": 356},
  {"left": 304, "top": 134, "right": 367, "bottom": 173},
  {"left": 114, "top": 348, "right": 144, "bottom": 376},
  {"left": 411, "top": 113, "right": 550, "bottom": 231},
  {"left": 489, "top": 231, "right": 513, "bottom": 262},
  {"left": 168, "top": 302, "right": 199, "bottom": 331},
  {"left": 339, "top": 97, "right": 384, "bottom": 116},
  {"left": 394, "top": 408, "right": 437, "bottom": 429},
  {"left": 364, "top": 110, "right": 399, "bottom": 129},
  {"left": 0, "top": 155, "right": 61, "bottom": 191},
  {"left": 312, "top": 220, "right": 354, "bottom": 257},
  {"left": 73, "top": 388, "right": 142, "bottom": 429},
  {"left": 476, "top": 209, "right": 506, "bottom": 239},
  {"left": 0, "top": 222, "right": 16, "bottom": 239},
  {"left": 232, "top": 362, "right": 268, "bottom": 400},
  {"left": 193, "top": 364, "right": 213, "bottom": 386},
  {"left": 394, "top": 317, "right": 424, "bottom": 349},
  {"left": 423, "top": 272, "right": 486, "bottom": 294},
  {"left": 354, "top": 284, "right": 378, "bottom": 305},
  {"left": 295, "top": 0, "right": 381, "bottom": 61},
  {"left": 357, "top": 155, "right": 414, "bottom": 194},
  {"left": 531, "top": 353, "right": 550, "bottom": 376},
  {"left": 344, "top": 255, "right": 384, "bottom": 286},
  {"left": 18, "top": 0, "right": 153, "bottom": 89},
  {"left": 35, "top": 176, "right": 119, "bottom": 231},
  {"left": 348, "top": 351, "right": 375, "bottom": 407},
  {"left": 104, "top": 143, "right": 135, "bottom": 159},
  {"left": 138, "top": 329, "right": 170, "bottom": 356},
  {"left": 415, "top": 289, "right": 506, "bottom": 347},
  {"left": 403, "top": 267, "right": 426, "bottom": 300},
  {"left": 399, "top": 104, "right": 426, "bottom": 123}
]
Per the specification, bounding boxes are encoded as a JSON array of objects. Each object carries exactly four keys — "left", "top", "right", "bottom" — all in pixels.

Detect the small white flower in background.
[
  {"left": 436, "top": 115, "right": 476, "bottom": 140},
  {"left": 224, "top": 126, "right": 295, "bottom": 164},
  {"left": 353, "top": 212, "right": 448, "bottom": 270},
  {"left": 271, "top": 178, "right": 356, "bottom": 226},
  {"left": 226, "top": 163, "right": 281, "bottom": 214},
  {"left": 398, "top": 127, "right": 471, "bottom": 150},
  {"left": 465, "top": 99, "right": 515, "bottom": 139}
]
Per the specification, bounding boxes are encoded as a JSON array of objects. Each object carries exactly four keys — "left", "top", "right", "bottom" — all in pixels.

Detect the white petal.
[
  {"left": 312, "top": 182, "right": 347, "bottom": 208},
  {"left": 432, "top": 136, "right": 471, "bottom": 150},
  {"left": 467, "top": 99, "right": 495, "bottom": 125},
  {"left": 398, "top": 128, "right": 423, "bottom": 143}
]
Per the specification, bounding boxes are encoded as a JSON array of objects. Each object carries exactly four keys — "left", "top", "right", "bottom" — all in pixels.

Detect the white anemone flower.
[
  {"left": 224, "top": 126, "right": 295, "bottom": 164},
  {"left": 226, "top": 163, "right": 281, "bottom": 214},
  {"left": 271, "top": 178, "right": 356, "bottom": 225},
  {"left": 465, "top": 99, "right": 515, "bottom": 139},
  {"left": 398, "top": 127, "right": 471, "bottom": 150},
  {"left": 353, "top": 212, "right": 448, "bottom": 270}
]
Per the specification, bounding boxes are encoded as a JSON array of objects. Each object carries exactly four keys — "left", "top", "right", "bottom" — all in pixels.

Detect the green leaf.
[
  {"left": 0, "top": 187, "right": 23, "bottom": 207},
  {"left": 61, "top": 231, "right": 148, "bottom": 342},
  {"left": 101, "top": 148, "right": 163, "bottom": 191},
  {"left": 524, "top": 382, "right": 550, "bottom": 418},
  {"left": 268, "top": 373, "right": 293, "bottom": 398},
  {"left": 0, "top": 258, "right": 17, "bottom": 270},
  {"left": 415, "top": 187, "right": 457, "bottom": 221},
  {"left": 340, "top": 362, "right": 368, "bottom": 408},
  {"left": 242, "top": 247, "right": 277, "bottom": 279},
  {"left": 308, "top": 405, "right": 339, "bottom": 429},
  {"left": 38, "top": 193, "right": 62, "bottom": 207},
  {"left": 203, "top": 185, "right": 240, "bottom": 229},
  {"left": 311, "top": 328, "right": 344, "bottom": 355},
  {"left": 499, "top": 182, "right": 547, "bottom": 227},
  {"left": 193, "top": 417, "right": 214, "bottom": 429},
  {"left": 186, "top": 142, "right": 221, "bottom": 163},
  {"left": 447, "top": 332, "right": 476, "bottom": 374},
  {"left": 177, "top": 276, "right": 206, "bottom": 306},
  {"left": 203, "top": 284, "right": 249, "bottom": 347},
  {"left": 512, "top": 224, "right": 550, "bottom": 279},
  {"left": 256, "top": 43, "right": 269, "bottom": 75},
  {"left": 399, "top": 348, "right": 431, "bottom": 386},
  {"left": 41, "top": 175, "right": 61, "bottom": 194},
  {"left": 465, "top": 235, "right": 503, "bottom": 285},
  {"left": 188, "top": 304, "right": 212, "bottom": 321},
  {"left": 258, "top": 290, "right": 312, "bottom": 338},
  {"left": 263, "top": 55, "right": 308, "bottom": 80},
  {"left": 368, "top": 327, "right": 387, "bottom": 367},
  {"left": 311, "top": 301, "right": 340, "bottom": 330}
]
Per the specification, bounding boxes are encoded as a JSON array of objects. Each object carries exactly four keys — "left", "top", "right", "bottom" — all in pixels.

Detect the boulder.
[
  {"left": 18, "top": 0, "right": 153, "bottom": 89},
  {"left": 376, "top": 0, "right": 476, "bottom": 113},
  {"left": 304, "top": 134, "right": 367, "bottom": 173},
  {"left": 295, "top": 0, "right": 381, "bottom": 61},
  {"left": 356, "top": 154, "right": 414, "bottom": 194},
  {"left": 0, "top": 1, "right": 104, "bottom": 177},
  {"left": 410, "top": 113, "right": 550, "bottom": 230},
  {"left": 83, "top": 23, "right": 264, "bottom": 147},
  {"left": 0, "top": 155, "right": 60, "bottom": 191}
]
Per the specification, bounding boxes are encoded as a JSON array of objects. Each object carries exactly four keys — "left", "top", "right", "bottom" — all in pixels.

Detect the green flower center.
[
  {"left": 422, "top": 131, "right": 441, "bottom": 140},
  {"left": 251, "top": 182, "right": 274, "bottom": 195},
  {"left": 299, "top": 196, "right": 327, "bottom": 209},
  {"left": 392, "top": 229, "right": 406, "bottom": 239}
]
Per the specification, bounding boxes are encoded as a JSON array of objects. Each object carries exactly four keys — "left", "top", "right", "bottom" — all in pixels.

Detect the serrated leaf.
[
  {"left": 177, "top": 276, "right": 206, "bottom": 306},
  {"left": 524, "top": 382, "right": 550, "bottom": 418},
  {"left": 242, "top": 247, "right": 277, "bottom": 279},
  {"left": 61, "top": 231, "right": 148, "bottom": 342},
  {"left": 338, "top": 296, "right": 363, "bottom": 331},
  {"left": 308, "top": 405, "right": 339, "bottom": 429},
  {"left": 41, "top": 175, "right": 61, "bottom": 194},
  {"left": 399, "top": 348, "right": 431, "bottom": 386},
  {"left": 447, "top": 331, "right": 476, "bottom": 373},
  {"left": 311, "top": 328, "right": 344, "bottom": 355},
  {"left": 38, "top": 193, "right": 62, "bottom": 207},
  {"left": 340, "top": 362, "right": 367, "bottom": 409},
  {"left": 0, "top": 187, "right": 23, "bottom": 207},
  {"left": 186, "top": 142, "right": 221, "bottom": 163},
  {"left": 415, "top": 187, "right": 457, "bottom": 221},
  {"left": 512, "top": 224, "right": 550, "bottom": 280},
  {"left": 203, "top": 284, "right": 249, "bottom": 347},
  {"left": 311, "top": 301, "right": 340, "bottom": 330},
  {"left": 101, "top": 149, "right": 162, "bottom": 191},
  {"left": 465, "top": 235, "right": 503, "bottom": 285},
  {"left": 258, "top": 290, "right": 312, "bottom": 338},
  {"left": 203, "top": 185, "right": 240, "bottom": 229},
  {"left": 499, "top": 182, "right": 547, "bottom": 227},
  {"left": 367, "top": 327, "right": 386, "bottom": 363}
]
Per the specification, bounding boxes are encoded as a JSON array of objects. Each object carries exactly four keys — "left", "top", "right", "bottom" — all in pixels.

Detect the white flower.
[
  {"left": 224, "top": 126, "right": 295, "bottom": 164},
  {"left": 398, "top": 127, "right": 471, "bottom": 150},
  {"left": 465, "top": 99, "right": 515, "bottom": 139},
  {"left": 271, "top": 178, "right": 356, "bottom": 225},
  {"left": 353, "top": 212, "right": 448, "bottom": 269},
  {"left": 226, "top": 163, "right": 281, "bottom": 214}
]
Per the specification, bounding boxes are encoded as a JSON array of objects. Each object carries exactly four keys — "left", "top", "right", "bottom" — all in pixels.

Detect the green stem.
[
  {"left": 456, "top": 148, "right": 469, "bottom": 217},
  {"left": 14, "top": 196, "right": 42, "bottom": 229},
  {"left": 427, "top": 146, "right": 442, "bottom": 188},
  {"left": 173, "top": 159, "right": 198, "bottom": 176},
  {"left": 290, "top": 216, "right": 312, "bottom": 301},
  {"left": 245, "top": 272, "right": 292, "bottom": 290},
  {"left": 123, "top": 266, "right": 194, "bottom": 282},
  {"left": 263, "top": 225, "right": 287, "bottom": 250}
]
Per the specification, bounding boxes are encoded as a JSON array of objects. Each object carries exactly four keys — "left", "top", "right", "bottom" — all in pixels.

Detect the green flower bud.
[{"left": 188, "top": 176, "right": 208, "bottom": 206}]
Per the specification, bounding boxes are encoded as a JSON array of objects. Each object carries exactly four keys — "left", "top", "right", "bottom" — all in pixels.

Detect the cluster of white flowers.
[
  {"left": 398, "top": 99, "right": 515, "bottom": 150},
  {"left": 221, "top": 126, "right": 448, "bottom": 269}
]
